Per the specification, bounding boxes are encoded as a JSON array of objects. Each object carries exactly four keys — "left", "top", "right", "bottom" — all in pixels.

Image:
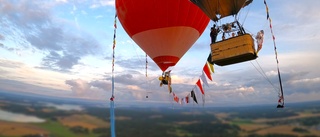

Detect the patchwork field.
[
  {"left": 0, "top": 121, "right": 49, "bottom": 136},
  {"left": 58, "top": 114, "right": 108, "bottom": 130},
  {"left": 220, "top": 111, "right": 320, "bottom": 137},
  {"left": 0, "top": 92, "right": 320, "bottom": 137}
]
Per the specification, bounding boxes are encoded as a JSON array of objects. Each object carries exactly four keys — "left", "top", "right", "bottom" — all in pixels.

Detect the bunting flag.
[
  {"left": 207, "top": 61, "right": 214, "bottom": 73},
  {"left": 185, "top": 96, "right": 189, "bottom": 104},
  {"left": 264, "top": 0, "right": 285, "bottom": 108},
  {"left": 190, "top": 90, "right": 198, "bottom": 104},
  {"left": 112, "top": 14, "right": 117, "bottom": 73},
  {"left": 203, "top": 63, "right": 212, "bottom": 81},
  {"left": 170, "top": 60, "right": 213, "bottom": 106},
  {"left": 200, "top": 72, "right": 209, "bottom": 87},
  {"left": 111, "top": 14, "right": 117, "bottom": 97},
  {"left": 196, "top": 79, "right": 205, "bottom": 95},
  {"left": 114, "top": 14, "right": 117, "bottom": 28},
  {"left": 173, "top": 93, "right": 179, "bottom": 103}
]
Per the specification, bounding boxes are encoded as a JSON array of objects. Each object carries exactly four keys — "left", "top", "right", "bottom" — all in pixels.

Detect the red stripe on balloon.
[{"left": 153, "top": 56, "right": 180, "bottom": 71}]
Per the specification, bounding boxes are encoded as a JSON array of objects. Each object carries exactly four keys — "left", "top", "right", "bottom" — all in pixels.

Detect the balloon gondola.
[{"left": 191, "top": 0, "right": 257, "bottom": 66}]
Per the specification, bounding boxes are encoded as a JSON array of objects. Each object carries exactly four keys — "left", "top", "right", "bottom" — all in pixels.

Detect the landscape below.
[{"left": 0, "top": 91, "right": 319, "bottom": 137}]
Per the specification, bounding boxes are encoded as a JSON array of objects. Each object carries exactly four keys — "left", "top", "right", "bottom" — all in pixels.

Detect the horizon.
[{"left": 1, "top": 89, "right": 318, "bottom": 109}]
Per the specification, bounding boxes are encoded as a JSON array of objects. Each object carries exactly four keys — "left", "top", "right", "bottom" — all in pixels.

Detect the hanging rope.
[
  {"left": 264, "top": 0, "right": 284, "bottom": 108},
  {"left": 255, "top": 60, "right": 279, "bottom": 91},
  {"left": 110, "top": 13, "right": 117, "bottom": 137},
  {"left": 237, "top": 0, "right": 252, "bottom": 26},
  {"left": 250, "top": 60, "right": 279, "bottom": 92},
  {"left": 145, "top": 53, "right": 149, "bottom": 98},
  {"left": 145, "top": 54, "right": 148, "bottom": 77}
]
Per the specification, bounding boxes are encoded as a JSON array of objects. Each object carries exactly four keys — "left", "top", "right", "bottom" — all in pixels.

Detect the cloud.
[
  {"left": 127, "top": 85, "right": 142, "bottom": 91},
  {"left": 65, "top": 79, "right": 91, "bottom": 96},
  {"left": 290, "top": 77, "right": 320, "bottom": 85},
  {"left": 286, "top": 76, "right": 320, "bottom": 95},
  {"left": 90, "top": 80, "right": 111, "bottom": 91},
  {"left": 0, "top": 59, "right": 24, "bottom": 68},
  {"left": 89, "top": 0, "right": 115, "bottom": 9},
  {"left": 0, "top": 1, "right": 56, "bottom": 30},
  {"left": 113, "top": 73, "right": 140, "bottom": 86},
  {"left": 65, "top": 78, "right": 115, "bottom": 100},
  {"left": 0, "top": 59, "right": 72, "bottom": 90},
  {"left": 236, "top": 86, "right": 255, "bottom": 92},
  {"left": 41, "top": 51, "right": 80, "bottom": 71},
  {"left": 286, "top": 92, "right": 320, "bottom": 103},
  {"left": 117, "top": 57, "right": 159, "bottom": 72},
  {"left": 0, "top": 79, "right": 69, "bottom": 96},
  {"left": 0, "top": 34, "right": 4, "bottom": 40},
  {"left": 282, "top": 0, "right": 320, "bottom": 24},
  {"left": 0, "top": 0, "right": 104, "bottom": 72},
  {"left": 0, "top": 43, "right": 12, "bottom": 51},
  {"left": 26, "top": 27, "right": 64, "bottom": 51},
  {"left": 0, "top": 60, "right": 73, "bottom": 97},
  {"left": 56, "top": 0, "right": 68, "bottom": 3}
]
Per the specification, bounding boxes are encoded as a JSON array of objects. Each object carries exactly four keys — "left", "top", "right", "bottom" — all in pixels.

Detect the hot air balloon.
[
  {"left": 116, "top": 0, "right": 210, "bottom": 72},
  {"left": 191, "top": 0, "right": 257, "bottom": 66}
]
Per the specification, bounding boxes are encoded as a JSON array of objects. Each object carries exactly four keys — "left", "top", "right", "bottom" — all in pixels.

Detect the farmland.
[{"left": 0, "top": 91, "right": 320, "bottom": 137}]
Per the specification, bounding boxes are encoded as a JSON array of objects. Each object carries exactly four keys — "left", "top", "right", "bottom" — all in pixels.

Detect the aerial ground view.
[
  {"left": 0, "top": 91, "right": 320, "bottom": 137},
  {"left": 1, "top": 0, "right": 320, "bottom": 137}
]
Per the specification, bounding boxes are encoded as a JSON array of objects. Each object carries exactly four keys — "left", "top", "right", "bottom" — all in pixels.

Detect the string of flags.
[
  {"left": 264, "top": 0, "right": 285, "bottom": 108},
  {"left": 111, "top": 14, "right": 117, "bottom": 100},
  {"left": 169, "top": 61, "right": 214, "bottom": 105},
  {"left": 110, "top": 13, "right": 117, "bottom": 137}
]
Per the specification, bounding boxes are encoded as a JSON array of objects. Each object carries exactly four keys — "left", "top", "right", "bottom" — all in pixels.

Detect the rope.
[
  {"left": 129, "top": 41, "right": 145, "bottom": 70},
  {"left": 110, "top": 13, "right": 117, "bottom": 137},
  {"left": 250, "top": 60, "right": 279, "bottom": 92},
  {"left": 145, "top": 53, "right": 148, "bottom": 98},
  {"left": 264, "top": 0, "right": 284, "bottom": 108},
  {"left": 240, "top": 1, "right": 252, "bottom": 27},
  {"left": 255, "top": 60, "right": 280, "bottom": 91},
  {"left": 126, "top": 36, "right": 150, "bottom": 99},
  {"left": 146, "top": 54, "right": 148, "bottom": 77}
]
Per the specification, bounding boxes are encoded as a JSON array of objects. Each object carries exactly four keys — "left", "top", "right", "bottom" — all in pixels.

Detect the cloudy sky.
[{"left": 0, "top": 0, "right": 319, "bottom": 107}]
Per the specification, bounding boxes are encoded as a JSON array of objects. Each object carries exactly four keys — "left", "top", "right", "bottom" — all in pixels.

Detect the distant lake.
[
  {"left": 0, "top": 109, "right": 45, "bottom": 123},
  {"left": 45, "top": 103, "right": 83, "bottom": 111}
]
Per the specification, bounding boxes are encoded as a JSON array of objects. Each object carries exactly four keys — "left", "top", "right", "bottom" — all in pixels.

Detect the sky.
[{"left": 0, "top": 0, "right": 319, "bottom": 107}]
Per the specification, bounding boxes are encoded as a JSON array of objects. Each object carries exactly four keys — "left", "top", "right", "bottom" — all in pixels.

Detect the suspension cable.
[
  {"left": 240, "top": 1, "right": 252, "bottom": 27},
  {"left": 250, "top": 60, "right": 279, "bottom": 92}
]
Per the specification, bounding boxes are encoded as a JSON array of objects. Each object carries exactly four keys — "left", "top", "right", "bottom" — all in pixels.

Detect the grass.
[
  {"left": 35, "top": 120, "right": 78, "bottom": 137},
  {"left": 35, "top": 120, "right": 98, "bottom": 137}
]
